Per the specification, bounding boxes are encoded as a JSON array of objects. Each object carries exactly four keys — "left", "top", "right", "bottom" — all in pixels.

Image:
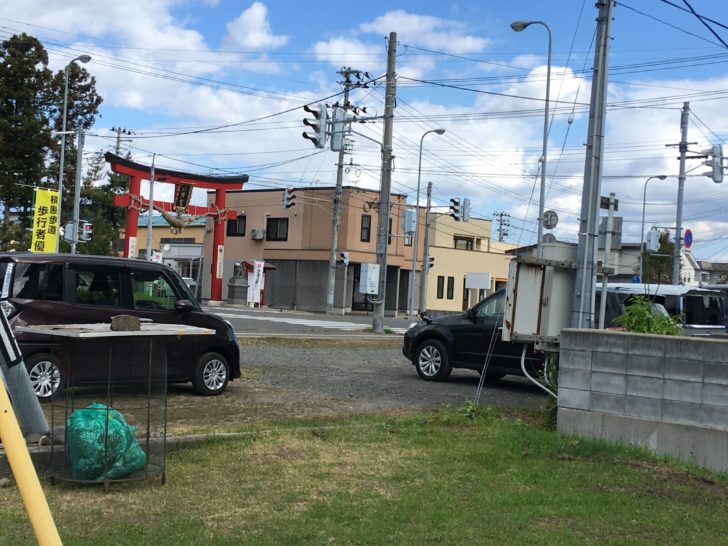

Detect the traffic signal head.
[
  {"left": 283, "top": 186, "right": 296, "bottom": 209},
  {"left": 340, "top": 251, "right": 349, "bottom": 266},
  {"left": 302, "top": 103, "right": 328, "bottom": 149},
  {"left": 80, "top": 220, "right": 93, "bottom": 241},
  {"left": 462, "top": 198, "right": 471, "bottom": 222},
  {"left": 710, "top": 144, "right": 723, "bottom": 183},
  {"left": 449, "top": 198, "right": 461, "bottom": 221},
  {"left": 428, "top": 256, "right": 435, "bottom": 269}
]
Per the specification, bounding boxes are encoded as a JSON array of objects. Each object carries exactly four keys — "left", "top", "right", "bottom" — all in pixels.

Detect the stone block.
[
  {"left": 700, "top": 404, "right": 728, "bottom": 431},
  {"left": 559, "top": 369, "right": 590, "bottom": 390},
  {"left": 557, "top": 407, "right": 603, "bottom": 437},
  {"left": 666, "top": 338, "right": 706, "bottom": 362},
  {"left": 663, "top": 400, "right": 701, "bottom": 426},
  {"left": 591, "top": 372, "right": 626, "bottom": 395},
  {"left": 560, "top": 349, "right": 592, "bottom": 371},
  {"left": 625, "top": 396, "right": 663, "bottom": 421},
  {"left": 560, "top": 330, "right": 597, "bottom": 352},
  {"left": 557, "top": 387, "right": 590, "bottom": 410},
  {"left": 589, "top": 331, "right": 629, "bottom": 354},
  {"left": 663, "top": 379, "right": 702, "bottom": 403},
  {"left": 592, "top": 351, "right": 627, "bottom": 374},
  {"left": 703, "top": 383, "right": 728, "bottom": 407},
  {"left": 664, "top": 359, "right": 703, "bottom": 382},
  {"left": 628, "top": 335, "right": 666, "bottom": 358},
  {"left": 701, "top": 338, "right": 728, "bottom": 363},
  {"left": 626, "top": 375, "right": 663, "bottom": 398},
  {"left": 704, "top": 362, "right": 728, "bottom": 386},
  {"left": 627, "top": 354, "right": 664, "bottom": 378},
  {"left": 602, "top": 413, "right": 659, "bottom": 449},
  {"left": 591, "top": 392, "right": 625, "bottom": 415}
]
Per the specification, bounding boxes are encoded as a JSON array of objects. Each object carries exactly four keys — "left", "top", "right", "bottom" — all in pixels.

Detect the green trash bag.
[{"left": 66, "top": 403, "right": 147, "bottom": 481}]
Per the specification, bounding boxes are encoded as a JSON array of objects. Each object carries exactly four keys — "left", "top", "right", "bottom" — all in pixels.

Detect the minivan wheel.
[
  {"left": 414, "top": 339, "right": 452, "bottom": 381},
  {"left": 193, "top": 352, "right": 229, "bottom": 396},
  {"left": 26, "top": 353, "right": 62, "bottom": 401}
]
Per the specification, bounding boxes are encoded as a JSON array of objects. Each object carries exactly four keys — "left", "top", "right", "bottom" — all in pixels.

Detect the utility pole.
[
  {"left": 419, "top": 181, "right": 433, "bottom": 314},
  {"left": 70, "top": 128, "right": 85, "bottom": 255},
  {"left": 672, "top": 102, "right": 690, "bottom": 285},
  {"left": 326, "top": 67, "right": 355, "bottom": 314},
  {"left": 372, "top": 32, "right": 397, "bottom": 334},
  {"left": 146, "top": 154, "right": 156, "bottom": 261},
  {"left": 571, "top": 0, "right": 614, "bottom": 328},
  {"left": 112, "top": 126, "right": 133, "bottom": 155},
  {"left": 598, "top": 193, "right": 617, "bottom": 329}
]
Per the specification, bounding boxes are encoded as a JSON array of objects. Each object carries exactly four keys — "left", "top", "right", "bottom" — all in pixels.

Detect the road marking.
[{"left": 206, "top": 310, "right": 407, "bottom": 334}]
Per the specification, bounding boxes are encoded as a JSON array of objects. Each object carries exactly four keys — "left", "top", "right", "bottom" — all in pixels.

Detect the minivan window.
[
  {"left": 475, "top": 291, "right": 504, "bottom": 319},
  {"left": 683, "top": 295, "right": 724, "bottom": 325},
  {"left": 71, "top": 266, "right": 122, "bottom": 307},
  {"left": 12, "top": 263, "right": 64, "bottom": 301},
  {"left": 131, "top": 270, "right": 177, "bottom": 311}
]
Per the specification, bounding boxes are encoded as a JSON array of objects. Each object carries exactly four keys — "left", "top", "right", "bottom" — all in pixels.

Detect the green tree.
[
  {"left": 641, "top": 230, "right": 674, "bottom": 284},
  {"left": 0, "top": 33, "right": 53, "bottom": 250}
]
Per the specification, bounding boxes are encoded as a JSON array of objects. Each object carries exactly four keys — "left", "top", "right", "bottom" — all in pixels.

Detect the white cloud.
[
  {"left": 222, "top": 2, "right": 289, "bottom": 50},
  {"left": 312, "top": 38, "right": 384, "bottom": 73},
  {"left": 359, "top": 10, "right": 489, "bottom": 54}
]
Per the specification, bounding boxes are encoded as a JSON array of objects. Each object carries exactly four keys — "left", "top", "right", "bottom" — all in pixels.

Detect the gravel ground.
[{"left": 165, "top": 338, "right": 548, "bottom": 432}]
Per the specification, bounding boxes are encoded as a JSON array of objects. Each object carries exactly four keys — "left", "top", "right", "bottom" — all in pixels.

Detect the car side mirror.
[{"left": 175, "top": 299, "right": 195, "bottom": 312}]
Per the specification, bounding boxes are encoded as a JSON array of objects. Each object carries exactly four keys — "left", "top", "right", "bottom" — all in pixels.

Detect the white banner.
[
  {"left": 215, "top": 245, "right": 224, "bottom": 279},
  {"left": 247, "top": 260, "right": 265, "bottom": 304}
]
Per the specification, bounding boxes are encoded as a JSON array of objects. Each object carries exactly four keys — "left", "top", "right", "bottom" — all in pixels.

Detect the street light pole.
[
  {"left": 408, "top": 128, "right": 445, "bottom": 317},
  {"left": 640, "top": 175, "right": 667, "bottom": 282},
  {"left": 57, "top": 54, "right": 91, "bottom": 251},
  {"left": 511, "top": 20, "right": 551, "bottom": 258}
]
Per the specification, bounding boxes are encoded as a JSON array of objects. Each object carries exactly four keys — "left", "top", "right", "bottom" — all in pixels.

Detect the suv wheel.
[
  {"left": 415, "top": 339, "right": 452, "bottom": 381},
  {"left": 193, "top": 352, "right": 229, "bottom": 396},
  {"left": 26, "top": 353, "right": 62, "bottom": 401}
]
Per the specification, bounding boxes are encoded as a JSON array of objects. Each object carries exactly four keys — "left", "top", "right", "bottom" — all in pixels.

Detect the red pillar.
[
  {"left": 210, "top": 189, "right": 227, "bottom": 302},
  {"left": 124, "top": 175, "right": 142, "bottom": 258}
]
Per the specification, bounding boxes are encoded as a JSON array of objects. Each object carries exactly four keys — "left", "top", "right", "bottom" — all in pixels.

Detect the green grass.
[{"left": 1, "top": 408, "right": 727, "bottom": 545}]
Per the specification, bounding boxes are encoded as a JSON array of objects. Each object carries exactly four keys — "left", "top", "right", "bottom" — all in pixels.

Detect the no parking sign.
[{"left": 684, "top": 228, "right": 693, "bottom": 250}]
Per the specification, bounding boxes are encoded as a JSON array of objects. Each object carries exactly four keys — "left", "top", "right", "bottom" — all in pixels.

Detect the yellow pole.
[{"left": 0, "top": 374, "right": 62, "bottom": 545}]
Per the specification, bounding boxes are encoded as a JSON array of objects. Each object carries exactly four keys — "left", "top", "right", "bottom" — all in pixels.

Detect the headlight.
[{"left": 407, "top": 321, "right": 419, "bottom": 331}]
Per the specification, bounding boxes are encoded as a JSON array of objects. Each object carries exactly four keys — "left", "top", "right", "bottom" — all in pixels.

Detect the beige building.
[
  {"left": 201, "top": 186, "right": 516, "bottom": 315},
  {"left": 424, "top": 214, "right": 516, "bottom": 313}
]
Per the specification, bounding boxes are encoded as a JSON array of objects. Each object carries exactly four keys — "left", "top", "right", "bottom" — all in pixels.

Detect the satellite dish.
[{"left": 542, "top": 233, "right": 557, "bottom": 244}]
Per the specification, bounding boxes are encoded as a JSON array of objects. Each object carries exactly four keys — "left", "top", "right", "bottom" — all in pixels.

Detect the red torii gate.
[{"left": 105, "top": 152, "right": 248, "bottom": 303}]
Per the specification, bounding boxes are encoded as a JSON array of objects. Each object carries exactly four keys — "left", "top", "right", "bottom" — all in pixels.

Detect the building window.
[
  {"left": 454, "top": 237, "right": 474, "bottom": 250},
  {"left": 447, "top": 276, "right": 455, "bottom": 299},
  {"left": 266, "top": 217, "right": 289, "bottom": 241},
  {"left": 361, "top": 214, "right": 371, "bottom": 242},
  {"left": 463, "top": 278, "right": 468, "bottom": 302},
  {"left": 436, "top": 276, "right": 445, "bottom": 299},
  {"left": 227, "top": 214, "right": 246, "bottom": 236},
  {"left": 388, "top": 218, "right": 393, "bottom": 245}
]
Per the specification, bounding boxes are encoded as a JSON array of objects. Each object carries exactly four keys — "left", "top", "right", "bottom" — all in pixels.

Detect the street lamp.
[
  {"left": 57, "top": 54, "right": 91, "bottom": 251},
  {"left": 511, "top": 20, "right": 551, "bottom": 258},
  {"left": 640, "top": 175, "right": 668, "bottom": 282},
  {"left": 408, "top": 128, "right": 445, "bottom": 317}
]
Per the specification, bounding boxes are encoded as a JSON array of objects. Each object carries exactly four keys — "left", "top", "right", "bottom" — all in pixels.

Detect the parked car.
[
  {"left": 0, "top": 253, "right": 240, "bottom": 400},
  {"left": 402, "top": 289, "right": 544, "bottom": 382}
]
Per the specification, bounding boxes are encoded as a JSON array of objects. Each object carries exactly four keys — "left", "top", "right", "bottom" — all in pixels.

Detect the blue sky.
[{"left": 2, "top": 1, "right": 728, "bottom": 264}]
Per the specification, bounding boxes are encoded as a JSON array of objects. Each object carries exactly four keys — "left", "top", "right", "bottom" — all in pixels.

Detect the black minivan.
[{"left": 0, "top": 253, "right": 240, "bottom": 400}]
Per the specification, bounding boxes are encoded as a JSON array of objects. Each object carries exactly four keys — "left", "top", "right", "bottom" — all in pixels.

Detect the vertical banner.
[
  {"left": 247, "top": 260, "right": 265, "bottom": 304},
  {"left": 215, "top": 245, "right": 224, "bottom": 279},
  {"left": 30, "top": 188, "right": 59, "bottom": 253},
  {"left": 128, "top": 236, "right": 138, "bottom": 259}
]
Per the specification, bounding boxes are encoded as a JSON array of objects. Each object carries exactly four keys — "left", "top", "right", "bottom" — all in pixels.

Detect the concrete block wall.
[{"left": 558, "top": 329, "right": 728, "bottom": 473}]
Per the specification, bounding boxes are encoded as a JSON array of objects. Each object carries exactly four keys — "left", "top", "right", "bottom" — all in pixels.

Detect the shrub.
[{"left": 614, "top": 296, "right": 682, "bottom": 335}]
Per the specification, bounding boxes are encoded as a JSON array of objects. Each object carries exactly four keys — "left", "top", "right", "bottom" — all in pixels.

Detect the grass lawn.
[{"left": 1, "top": 407, "right": 727, "bottom": 545}]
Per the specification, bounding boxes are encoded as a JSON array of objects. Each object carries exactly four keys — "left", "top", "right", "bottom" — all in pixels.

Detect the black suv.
[
  {"left": 0, "top": 253, "right": 240, "bottom": 399},
  {"left": 402, "top": 289, "right": 543, "bottom": 381}
]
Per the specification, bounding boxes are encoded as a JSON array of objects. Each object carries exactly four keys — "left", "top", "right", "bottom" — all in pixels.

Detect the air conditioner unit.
[{"left": 250, "top": 228, "right": 265, "bottom": 240}]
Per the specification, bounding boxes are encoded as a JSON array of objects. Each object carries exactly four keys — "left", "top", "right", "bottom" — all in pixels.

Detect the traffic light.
[
  {"left": 703, "top": 144, "right": 724, "bottom": 183},
  {"left": 79, "top": 220, "right": 93, "bottom": 241},
  {"left": 330, "top": 107, "right": 352, "bottom": 152},
  {"left": 63, "top": 222, "right": 75, "bottom": 243},
  {"left": 449, "top": 198, "right": 461, "bottom": 221},
  {"left": 462, "top": 198, "right": 471, "bottom": 222},
  {"left": 428, "top": 256, "right": 435, "bottom": 269},
  {"left": 283, "top": 186, "right": 296, "bottom": 209},
  {"left": 302, "top": 103, "right": 328, "bottom": 149},
  {"left": 340, "top": 251, "right": 349, "bottom": 266}
]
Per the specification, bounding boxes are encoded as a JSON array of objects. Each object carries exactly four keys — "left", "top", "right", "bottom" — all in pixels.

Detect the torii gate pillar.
[{"left": 106, "top": 152, "right": 248, "bottom": 304}]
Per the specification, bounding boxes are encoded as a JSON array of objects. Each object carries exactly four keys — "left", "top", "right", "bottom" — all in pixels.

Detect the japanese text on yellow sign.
[{"left": 30, "top": 188, "right": 59, "bottom": 253}]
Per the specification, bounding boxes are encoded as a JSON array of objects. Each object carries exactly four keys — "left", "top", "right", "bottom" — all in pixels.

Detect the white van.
[{"left": 604, "top": 284, "right": 726, "bottom": 336}]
